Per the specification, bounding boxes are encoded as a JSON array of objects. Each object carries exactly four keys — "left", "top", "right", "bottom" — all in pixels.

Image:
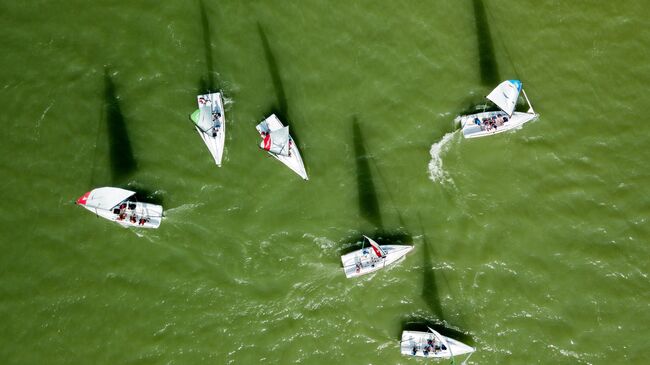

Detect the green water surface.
[{"left": 1, "top": 1, "right": 649, "bottom": 364}]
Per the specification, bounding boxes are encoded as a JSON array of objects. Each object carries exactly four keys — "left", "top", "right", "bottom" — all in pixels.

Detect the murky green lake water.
[{"left": 1, "top": 1, "right": 649, "bottom": 363}]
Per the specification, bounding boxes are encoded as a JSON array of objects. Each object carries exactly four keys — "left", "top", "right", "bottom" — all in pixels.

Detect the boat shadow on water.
[
  {"left": 258, "top": 22, "right": 289, "bottom": 124},
  {"left": 258, "top": 22, "right": 305, "bottom": 163},
  {"left": 352, "top": 117, "right": 383, "bottom": 229},
  {"left": 472, "top": 0, "right": 500, "bottom": 86},
  {"left": 127, "top": 185, "right": 165, "bottom": 207},
  {"left": 197, "top": 0, "right": 219, "bottom": 94},
  {"left": 455, "top": 95, "right": 500, "bottom": 117},
  {"left": 420, "top": 221, "right": 446, "bottom": 322},
  {"left": 103, "top": 67, "right": 137, "bottom": 185},
  {"left": 399, "top": 215, "right": 476, "bottom": 345}
]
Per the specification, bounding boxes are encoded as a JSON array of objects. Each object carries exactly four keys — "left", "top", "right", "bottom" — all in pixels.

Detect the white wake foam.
[
  {"left": 164, "top": 203, "right": 204, "bottom": 217},
  {"left": 427, "top": 130, "right": 458, "bottom": 185}
]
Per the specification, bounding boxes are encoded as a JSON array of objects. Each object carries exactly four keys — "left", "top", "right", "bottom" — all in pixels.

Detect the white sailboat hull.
[
  {"left": 257, "top": 115, "right": 308, "bottom": 180},
  {"left": 81, "top": 201, "right": 163, "bottom": 229},
  {"left": 196, "top": 125, "right": 225, "bottom": 166},
  {"left": 457, "top": 111, "right": 538, "bottom": 139},
  {"left": 341, "top": 245, "right": 412, "bottom": 278},
  {"left": 193, "top": 92, "right": 226, "bottom": 166},
  {"left": 400, "top": 330, "right": 475, "bottom": 359}
]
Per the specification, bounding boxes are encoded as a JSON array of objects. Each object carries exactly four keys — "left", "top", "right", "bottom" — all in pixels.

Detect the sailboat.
[
  {"left": 456, "top": 80, "right": 538, "bottom": 138},
  {"left": 76, "top": 187, "right": 163, "bottom": 229},
  {"left": 340, "top": 235, "right": 412, "bottom": 278},
  {"left": 256, "top": 114, "right": 308, "bottom": 180},
  {"left": 189, "top": 92, "right": 226, "bottom": 166},
  {"left": 401, "top": 327, "right": 475, "bottom": 362}
]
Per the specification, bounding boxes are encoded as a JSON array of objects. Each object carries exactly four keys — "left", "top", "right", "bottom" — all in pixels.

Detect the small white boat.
[
  {"left": 456, "top": 80, "right": 538, "bottom": 138},
  {"left": 256, "top": 114, "right": 308, "bottom": 180},
  {"left": 76, "top": 187, "right": 163, "bottom": 229},
  {"left": 401, "top": 327, "right": 475, "bottom": 362},
  {"left": 189, "top": 92, "right": 226, "bottom": 166},
  {"left": 340, "top": 235, "right": 412, "bottom": 278}
]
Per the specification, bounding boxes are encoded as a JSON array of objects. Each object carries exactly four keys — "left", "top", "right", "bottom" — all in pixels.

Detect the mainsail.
[
  {"left": 365, "top": 235, "right": 387, "bottom": 258},
  {"left": 77, "top": 187, "right": 134, "bottom": 210},
  {"left": 261, "top": 126, "right": 291, "bottom": 156},
  {"left": 486, "top": 80, "right": 522, "bottom": 116},
  {"left": 193, "top": 94, "right": 221, "bottom": 132}
]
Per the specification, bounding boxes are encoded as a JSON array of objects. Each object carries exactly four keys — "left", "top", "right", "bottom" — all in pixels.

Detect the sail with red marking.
[
  {"left": 263, "top": 134, "right": 272, "bottom": 151},
  {"left": 365, "top": 235, "right": 387, "bottom": 258},
  {"left": 76, "top": 191, "right": 91, "bottom": 205},
  {"left": 256, "top": 114, "right": 308, "bottom": 180},
  {"left": 76, "top": 187, "right": 164, "bottom": 229},
  {"left": 341, "top": 236, "right": 412, "bottom": 278},
  {"left": 77, "top": 187, "right": 134, "bottom": 210},
  {"left": 259, "top": 126, "right": 290, "bottom": 156}
]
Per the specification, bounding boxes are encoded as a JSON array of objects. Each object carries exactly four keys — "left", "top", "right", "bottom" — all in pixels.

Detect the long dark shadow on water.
[
  {"left": 473, "top": 0, "right": 500, "bottom": 86},
  {"left": 198, "top": 0, "right": 217, "bottom": 93},
  {"left": 104, "top": 68, "right": 136, "bottom": 185},
  {"left": 258, "top": 22, "right": 305, "bottom": 156},
  {"left": 258, "top": 23, "right": 289, "bottom": 121},
  {"left": 369, "top": 157, "right": 407, "bottom": 228},
  {"left": 353, "top": 117, "right": 383, "bottom": 230},
  {"left": 419, "top": 215, "right": 445, "bottom": 322}
]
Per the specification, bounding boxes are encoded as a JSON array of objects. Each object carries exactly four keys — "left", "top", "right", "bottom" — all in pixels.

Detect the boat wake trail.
[
  {"left": 427, "top": 130, "right": 458, "bottom": 185},
  {"left": 223, "top": 94, "right": 235, "bottom": 107},
  {"left": 164, "top": 203, "right": 204, "bottom": 219}
]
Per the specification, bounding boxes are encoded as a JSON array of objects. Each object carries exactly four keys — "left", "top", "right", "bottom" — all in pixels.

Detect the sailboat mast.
[{"left": 521, "top": 89, "right": 535, "bottom": 114}]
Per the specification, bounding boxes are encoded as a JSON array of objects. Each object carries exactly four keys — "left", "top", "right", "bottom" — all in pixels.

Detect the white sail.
[
  {"left": 77, "top": 187, "right": 134, "bottom": 210},
  {"left": 261, "top": 126, "right": 290, "bottom": 156},
  {"left": 486, "top": 80, "right": 522, "bottom": 116},
  {"left": 256, "top": 114, "right": 308, "bottom": 180},
  {"left": 190, "top": 92, "right": 226, "bottom": 166},
  {"left": 364, "top": 235, "right": 387, "bottom": 258},
  {"left": 194, "top": 93, "right": 222, "bottom": 132}
]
